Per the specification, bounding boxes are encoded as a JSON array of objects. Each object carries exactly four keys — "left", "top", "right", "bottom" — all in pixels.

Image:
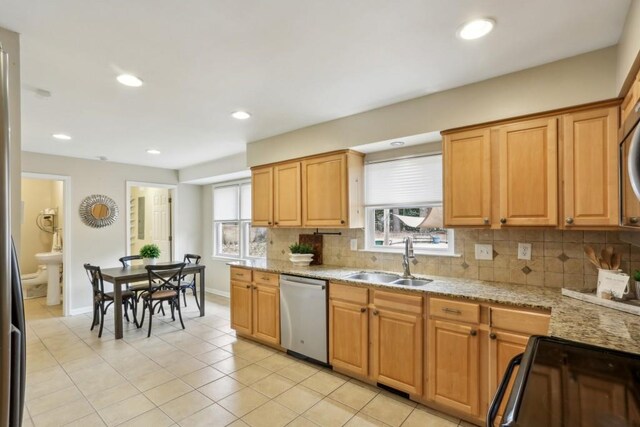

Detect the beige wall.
[
  {"left": 617, "top": 0, "right": 640, "bottom": 92},
  {"left": 247, "top": 47, "right": 618, "bottom": 167},
  {"left": 20, "top": 179, "right": 56, "bottom": 273},
  {"left": 22, "top": 152, "right": 202, "bottom": 314},
  {"left": 0, "top": 27, "right": 21, "bottom": 248}
]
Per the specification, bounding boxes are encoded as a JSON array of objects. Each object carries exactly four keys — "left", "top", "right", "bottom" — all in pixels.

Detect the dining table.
[{"left": 100, "top": 262, "right": 206, "bottom": 339}]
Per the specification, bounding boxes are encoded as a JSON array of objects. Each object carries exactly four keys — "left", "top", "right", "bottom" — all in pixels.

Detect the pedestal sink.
[{"left": 35, "top": 251, "right": 63, "bottom": 305}]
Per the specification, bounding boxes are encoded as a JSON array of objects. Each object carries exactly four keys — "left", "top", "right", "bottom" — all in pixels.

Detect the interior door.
[{"left": 151, "top": 189, "right": 171, "bottom": 262}]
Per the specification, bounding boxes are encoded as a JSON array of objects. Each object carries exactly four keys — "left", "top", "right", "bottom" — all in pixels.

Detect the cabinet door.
[
  {"left": 329, "top": 299, "right": 368, "bottom": 377},
  {"left": 498, "top": 117, "right": 558, "bottom": 226},
  {"left": 443, "top": 128, "right": 492, "bottom": 226},
  {"left": 488, "top": 330, "right": 529, "bottom": 424},
  {"left": 252, "top": 284, "right": 280, "bottom": 345},
  {"left": 563, "top": 107, "right": 619, "bottom": 227},
  {"left": 428, "top": 319, "right": 479, "bottom": 416},
  {"left": 302, "top": 154, "right": 348, "bottom": 227},
  {"left": 371, "top": 307, "right": 422, "bottom": 394},
  {"left": 231, "top": 281, "right": 253, "bottom": 335},
  {"left": 274, "top": 162, "right": 302, "bottom": 227},
  {"left": 621, "top": 133, "right": 640, "bottom": 227},
  {"left": 252, "top": 167, "right": 273, "bottom": 227}
]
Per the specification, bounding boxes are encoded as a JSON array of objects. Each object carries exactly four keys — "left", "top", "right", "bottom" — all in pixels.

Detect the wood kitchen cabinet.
[
  {"left": 562, "top": 106, "right": 619, "bottom": 228},
  {"left": 230, "top": 267, "right": 280, "bottom": 345},
  {"left": 443, "top": 128, "right": 492, "bottom": 227},
  {"left": 301, "top": 151, "right": 364, "bottom": 228},
  {"left": 251, "top": 161, "right": 301, "bottom": 227},
  {"left": 329, "top": 283, "right": 369, "bottom": 377},
  {"left": 371, "top": 290, "right": 423, "bottom": 395},
  {"left": 498, "top": 117, "right": 558, "bottom": 226}
]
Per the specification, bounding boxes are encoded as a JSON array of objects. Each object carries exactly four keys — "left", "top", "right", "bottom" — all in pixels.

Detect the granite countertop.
[{"left": 229, "top": 259, "right": 640, "bottom": 355}]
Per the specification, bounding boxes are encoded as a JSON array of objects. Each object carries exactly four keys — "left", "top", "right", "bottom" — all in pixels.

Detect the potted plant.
[
  {"left": 289, "top": 243, "right": 314, "bottom": 266},
  {"left": 139, "top": 244, "right": 161, "bottom": 266}
]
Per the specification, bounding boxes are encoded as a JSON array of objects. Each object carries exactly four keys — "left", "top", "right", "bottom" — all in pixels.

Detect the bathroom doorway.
[
  {"left": 126, "top": 182, "right": 176, "bottom": 262},
  {"left": 20, "top": 173, "right": 71, "bottom": 315}
]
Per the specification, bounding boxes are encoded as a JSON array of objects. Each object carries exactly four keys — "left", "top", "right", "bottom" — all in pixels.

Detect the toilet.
[{"left": 21, "top": 265, "right": 48, "bottom": 299}]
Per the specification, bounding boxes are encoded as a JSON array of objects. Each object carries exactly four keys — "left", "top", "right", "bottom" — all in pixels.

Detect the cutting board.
[{"left": 299, "top": 234, "right": 323, "bottom": 265}]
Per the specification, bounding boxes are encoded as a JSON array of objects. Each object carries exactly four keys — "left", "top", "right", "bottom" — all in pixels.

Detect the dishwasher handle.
[{"left": 280, "top": 279, "right": 326, "bottom": 291}]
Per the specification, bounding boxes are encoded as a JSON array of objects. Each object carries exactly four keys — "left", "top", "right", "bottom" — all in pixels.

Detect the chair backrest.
[
  {"left": 84, "top": 263, "right": 105, "bottom": 296},
  {"left": 119, "top": 255, "right": 143, "bottom": 268},
  {"left": 183, "top": 254, "right": 201, "bottom": 265},
  {"left": 146, "top": 262, "right": 186, "bottom": 292}
]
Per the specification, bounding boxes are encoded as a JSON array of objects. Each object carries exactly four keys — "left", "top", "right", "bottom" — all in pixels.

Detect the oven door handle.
[{"left": 487, "top": 353, "right": 523, "bottom": 427}]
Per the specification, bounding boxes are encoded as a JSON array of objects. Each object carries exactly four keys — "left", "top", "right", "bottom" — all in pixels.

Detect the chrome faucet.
[{"left": 402, "top": 237, "right": 415, "bottom": 279}]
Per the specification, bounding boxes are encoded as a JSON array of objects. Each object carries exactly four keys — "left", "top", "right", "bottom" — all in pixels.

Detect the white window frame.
[{"left": 212, "top": 181, "right": 266, "bottom": 260}]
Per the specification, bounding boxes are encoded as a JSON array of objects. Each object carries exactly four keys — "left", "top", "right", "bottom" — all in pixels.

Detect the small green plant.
[
  {"left": 634, "top": 270, "right": 640, "bottom": 281},
  {"left": 139, "top": 244, "right": 161, "bottom": 259},
  {"left": 289, "top": 243, "right": 314, "bottom": 254}
]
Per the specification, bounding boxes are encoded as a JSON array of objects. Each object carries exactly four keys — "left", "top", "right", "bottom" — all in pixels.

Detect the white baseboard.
[
  {"left": 205, "top": 289, "right": 230, "bottom": 299},
  {"left": 69, "top": 305, "right": 93, "bottom": 316}
]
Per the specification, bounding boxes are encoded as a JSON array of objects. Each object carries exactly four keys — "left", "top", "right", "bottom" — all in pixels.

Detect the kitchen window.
[
  {"left": 213, "top": 182, "right": 267, "bottom": 259},
  {"left": 364, "top": 154, "right": 454, "bottom": 255}
]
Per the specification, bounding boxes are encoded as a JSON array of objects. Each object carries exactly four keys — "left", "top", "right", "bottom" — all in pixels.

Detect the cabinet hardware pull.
[
  {"left": 565, "top": 217, "right": 574, "bottom": 224},
  {"left": 470, "top": 330, "right": 477, "bottom": 336},
  {"left": 360, "top": 307, "right": 366, "bottom": 313},
  {"left": 483, "top": 217, "right": 490, "bottom": 225},
  {"left": 261, "top": 276, "right": 269, "bottom": 280},
  {"left": 274, "top": 222, "right": 279, "bottom": 225},
  {"left": 442, "top": 307, "right": 462, "bottom": 315},
  {"left": 267, "top": 222, "right": 272, "bottom": 225},
  {"left": 373, "top": 310, "right": 379, "bottom": 316},
  {"left": 490, "top": 333, "right": 497, "bottom": 340},
  {"left": 245, "top": 284, "right": 250, "bottom": 289},
  {"left": 340, "top": 220, "right": 346, "bottom": 224},
  {"left": 631, "top": 217, "right": 639, "bottom": 224},
  {"left": 499, "top": 218, "right": 507, "bottom": 224}
]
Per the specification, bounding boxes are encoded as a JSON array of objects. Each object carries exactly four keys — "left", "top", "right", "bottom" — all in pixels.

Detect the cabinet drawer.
[
  {"left": 373, "top": 290, "right": 423, "bottom": 315},
  {"left": 330, "top": 283, "right": 368, "bottom": 305},
  {"left": 491, "top": 307, "right": 550, "bottom": 335},
  {"left": 429, "top": 297, "right": 480, "bottom": 324},
  {"left": 230, "top": 267, "right": 252, "bottom": 283},
  {"left": 254, "top": 271, "right": 279, "bottom": 286}
]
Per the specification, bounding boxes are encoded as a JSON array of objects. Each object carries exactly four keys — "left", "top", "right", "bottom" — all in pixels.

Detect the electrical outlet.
[
  {"left": 475, "top": 244, "right": 493, "bottom": 260},
  {"left": 518, "top": 243, "right": 532, "bottom": 260},
  {"left": 350, "top": 239, "right": 358, "bottom": 251}
]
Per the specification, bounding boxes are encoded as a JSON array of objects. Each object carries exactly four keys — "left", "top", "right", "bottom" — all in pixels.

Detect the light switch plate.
[
  {"left": 518, "top": 243, "right": 532, "bottom": 260},
  {"left": 475, "top": 244, "right": 493, "bottom": 260},
  {"left": 350, "top": 239, "right": 358, "bottom": 251}
]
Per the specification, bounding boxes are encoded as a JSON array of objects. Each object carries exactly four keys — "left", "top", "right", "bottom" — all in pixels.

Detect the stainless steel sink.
[
  {"left": 343, "top": 272, "right": 401, "bottom": 283},
  {"left": 390, "top": 278, "right": 433, "bottom": 287}
]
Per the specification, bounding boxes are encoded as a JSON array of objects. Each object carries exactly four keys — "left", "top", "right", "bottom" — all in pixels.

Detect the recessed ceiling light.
[
  {"left": 52, "top": 134, "right": 71, "bottom": 140},
  {"left": 457, "top": 18, "right": 495, "bottom": 40},
  {"left": 146, "top": 149, "right": 161, "bottom": 155},
  {"left": 231, "top": 111, "right": 251, "bottom": 120},
  {"left": 116, "top": 74, "right": 143, "bottom": 87},
  {"left": 390, "top": 141, "right": 405, "bottom": 147}
]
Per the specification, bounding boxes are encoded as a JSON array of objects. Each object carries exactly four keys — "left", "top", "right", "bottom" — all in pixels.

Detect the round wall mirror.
[{"left": 79, "top": 194, "right": 119, "bottom": 228}]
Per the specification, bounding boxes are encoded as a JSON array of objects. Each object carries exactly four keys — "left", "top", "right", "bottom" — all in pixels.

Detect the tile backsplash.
[{"left": 267, "top": 228, "right": 640, "bottom": 289}]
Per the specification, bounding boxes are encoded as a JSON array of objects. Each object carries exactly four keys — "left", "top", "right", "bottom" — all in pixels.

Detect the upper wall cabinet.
[
  {"left": 443, "top": 128, "right": 492, "bottom": 227},
  {"left": 251, "top": 161, "right": 301, "bottom": 227},
  {"left": 498, "top": 117, "right": 558, "bottom": 227},
  {"left": 251, "top": 150, "right": 364, "bottom": 228},
  {"left": 562, "top": 106, "right": 619, "bottom": 228}
]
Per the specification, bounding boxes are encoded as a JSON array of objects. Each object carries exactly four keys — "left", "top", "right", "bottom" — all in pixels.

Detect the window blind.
[
  {"left": 213, "top": 186, "right": 239, "bottom": 221},
  {"left": 240, "top": 183, "right": 252, "bottom": 220},
  {"left": 364, "top": 155, "right": 442, "bottom": 206}
]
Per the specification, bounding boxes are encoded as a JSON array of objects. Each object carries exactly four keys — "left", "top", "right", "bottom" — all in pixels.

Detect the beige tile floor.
[{"left": 23, "top": 295, "right": 475, "bottom": 427}]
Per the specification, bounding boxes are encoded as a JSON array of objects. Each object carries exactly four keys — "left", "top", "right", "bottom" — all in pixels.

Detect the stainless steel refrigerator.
[{"left": 0, "top": 43, "right": 26, "bottom": 427}]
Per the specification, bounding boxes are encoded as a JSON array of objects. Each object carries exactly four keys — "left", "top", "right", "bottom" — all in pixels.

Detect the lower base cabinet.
[
  {"left": 230, "top": 280, "right": 252, "bottom": 335},
  {"left": 328, "top": 285, "right": 369, "bottom": 377}
]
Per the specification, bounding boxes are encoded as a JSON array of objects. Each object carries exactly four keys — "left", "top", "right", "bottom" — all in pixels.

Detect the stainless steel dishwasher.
[{"left": 279, "top": 274, "right": 328, "bottom": 364}]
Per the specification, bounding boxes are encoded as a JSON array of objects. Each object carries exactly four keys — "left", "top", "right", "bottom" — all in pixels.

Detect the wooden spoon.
[
  {"left": 601, "top": 248, "right": 612, "bottom": 270},
  {"left": 611, "top": 253, "right": 621, "bottom": 270},
  {"left": 584, "top": 246, "right": 601, "bottom": 269}
]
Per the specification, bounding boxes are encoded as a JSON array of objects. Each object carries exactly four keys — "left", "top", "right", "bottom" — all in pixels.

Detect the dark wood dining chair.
[
  {"left": 84, "top": 263, "right": 137, "bottom": 337},
  {"left": 138, "top": 262, "right": 186, "bottom": 337},
  {"left": 118, "top": 255, "right": 148, "bottom": 298},
  {"left": 178, "top": 254, "right": 202, "bottom": 310}
]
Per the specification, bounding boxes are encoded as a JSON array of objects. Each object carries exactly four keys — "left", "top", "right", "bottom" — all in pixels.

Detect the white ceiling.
[{"left": 0, "top": 0, "right": 631, "bottom": 169}]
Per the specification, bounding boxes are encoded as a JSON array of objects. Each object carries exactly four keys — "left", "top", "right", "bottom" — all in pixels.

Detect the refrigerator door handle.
[
  {"left": 487, "top": 353, "right": 523, "bottom": 427},
  {"left": 9, "top": 326, "right": 22, "bottom": 427}
]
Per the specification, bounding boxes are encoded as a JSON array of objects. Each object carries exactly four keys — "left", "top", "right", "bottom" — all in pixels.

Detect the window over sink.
[
  {"left": 364, "top": 154, "right": 454, "bottom": 255},
  {"left": 213, "top": 182, "right": 267, "bottom": 259}
]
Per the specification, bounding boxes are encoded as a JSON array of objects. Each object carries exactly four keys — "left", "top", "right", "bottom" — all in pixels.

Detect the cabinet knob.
[
  {"left": 245, "top": 284, "right": 251, "bottom": 289},
  {"left": 360, "top": 307, "right": 367, "bottom": 313},
  {"left": 274, "top": 222, "right": 279, "bottom": 225},
  {"left": 483, "top": 217, "right": 490, "bottom": 225},
  {"left": 373, "top": 310, "right": 379, "bottom": 316},
  {"left": 565, "top": 217, "right": 574, "bottom": 225},
  {"left": 470, "top": 330, "right": 477, "bottom": 337},
  {"left": 489, "top": 333, "right": 497, "bottom": 340},
  {"left": 340, "top": 220, "right": 346, "bottom": 225},
  {"left": 267, "top": 222, "right": 272, "bottom": 225},
  {"left": 499, "top": 218, "right": 507, "bottom": 224},
  {"left": 631, "top": 217, "right": 639, "bottom": 224}
]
